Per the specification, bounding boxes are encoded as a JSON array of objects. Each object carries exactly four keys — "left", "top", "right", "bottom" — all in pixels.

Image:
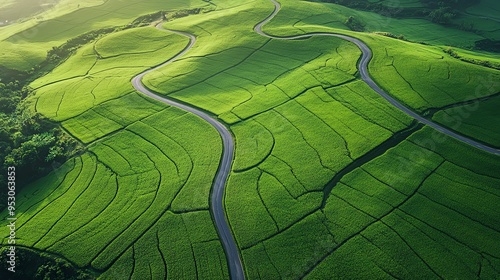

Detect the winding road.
[
  {"left": 256, "top": 0, "right": 500, "bottom": 155},
  {"left": 131, "top": 24, "right": 244, "bottom": 280},
  {"left": 132, "top": 2, "right": 499, "bottom": 280}
]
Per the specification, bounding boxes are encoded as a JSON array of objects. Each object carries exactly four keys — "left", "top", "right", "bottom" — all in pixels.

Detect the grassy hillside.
[
  {"left": 1, "top": 20, "right": 226, "bottom": 279},
  {"left": 0, "top": 0, "right": 499, "bottom": 279},
  {"left": 143, "top": 0, "right": 499, "bottom": 278},
  {"left": 0, "top": 0, "right": 208, "bottom": 71}
]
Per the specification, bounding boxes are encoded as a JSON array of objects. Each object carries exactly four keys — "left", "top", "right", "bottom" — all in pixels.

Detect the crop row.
[
  {"left": 432, "top": 94, "right": 500, "bottom": 148},
  {"left": 31, "top": 28, "right": 188, "bottom": 122},
  {"left": 1, "top": 107, "right": 224, "bottom": 277}
]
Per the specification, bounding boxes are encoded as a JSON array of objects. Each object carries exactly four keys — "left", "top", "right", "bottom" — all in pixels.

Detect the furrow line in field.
[
  {"left": 85, "top": 57, "right": 99, "bottom": 77},
  {"left": 333, "top": 189, "right": 451, "bottom": 278},
  {"left": 261, "top": 241, "right": 282, "bottom": 278},
  {"left": 81, "top": 107, "right": 168, "bottom": 146},
  {"left": 16, "top": 156, "right": 85, "bottom": 231},
  {"left": 409, "top": 139, "right": 500, "bottom": 179},
  {"left": 273, "top": 109, "right": 335, "bottom": 173},
  {"left": 130, "top": 246, "right": 136, "bottom": 280},
  {"left": 127, "top": 129, "right": 180, "bottom": 176},
  {"left": 97, "top": 43, "right": 173, "bottom": 59},
  {"left": 341, "top": 182, "right": 393, "bottom": 208},
  {"left": 234, "top": 84, "right": 324, "bottom": 122},
  {"left": 261, "top": 169, "right": 297, "bottom": 200},
  {"left": 155, "top": 229, "right": 168, "bottom": 278},
  {"left": 90, "top": 171, "right": 164, "bottom": 270},
  {"left": 270, "top": 154, "right": 308, "bottom": 190},
  {"left": 381, "top": 219, "right": 445, "bottom": 279},
  {"left": 358, "top": 234, "right": 412, "bottom": 277},
  {"left": 432, "top": 84, "right": 459, "bottom": 103},
  {"left": 241, "top": 208, "right": 320, "bottom": 250},
  {"left": 320, "top": 122, "right": 423, "bottom": 209},
  {"left": 232, "top": 120, "right": 275, "bottom": 173},
  {"left": 89, "top": 66, "right": 149, "bottom": 76},
  {"left": 256, "top": 171, "right": 280, "bottom": 231},
  {"left": 360, "top": 167, "right": 407, "bottom": 196},
  {"left": 293, "top": 97, "right": 353, "bottom": 160},
  {"left": 33, "top": 161, "right": 100, "bottom": 248},
  {"left": 14, "top": 158, "right": 77, "bottom": 221},
  {"left": 431, "top": 171, "right": 500, "bottom": 199},
  {"left": 330, "top": 92, "right": 393, "bottom": 134},
  {"left": 145, "top": 123, "right": 195, "bottom": 174},
  {"left": 63, "top": 91, "right": 135, "bottom": 122},
  {"left": 47, "top": 173, "right": 117, "bottom": 251},
  {"left": 418, "top": 190, "right": 500, "bottom": 233},
  {"left": 32, "top": 75, "right": 86, "bottom": 91},
  {"left": 391, "top": 210, "right": 476, "bottom": 271},
  {"left": 346, "top": 84, "right": 409, "bottom": 128},
  {"left": 184, "top": 46, "right": 254, "bottom": 61},
  {"left": 54, "top": 91, "right": 66, "bottom": 118},
  {"left": 170, "top": 208, "right": 209, "bottom": 215},
  {"left": 388, "top": 61, "right": 431, "bottom": 107},
  {"left": 100, "top": 143, "right": 133, "bottom": 171},
  {"left": 397, "top": 208, "right": 480, "bottom": 255},
  {"left": 90, "top": 149, "right": 169, "bottom": 267},
  {"left": 301, "top": 160, "right": 445, "bottom": 278},
  {"left": 163, "top": 38, "right": 272, "bottom": 97}
]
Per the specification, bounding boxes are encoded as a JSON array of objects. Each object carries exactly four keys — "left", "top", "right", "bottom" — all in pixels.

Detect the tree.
[{"left": 428, "top": 7, "right": 455, "bottom": 24}]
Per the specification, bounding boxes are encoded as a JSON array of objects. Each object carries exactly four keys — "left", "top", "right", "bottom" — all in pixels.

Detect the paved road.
[
  {"left": 256, "top": 0, "right": 500, "bottom": 155},
  {"left": 132, "top": 24, "right": 245, "bottom": 280}
]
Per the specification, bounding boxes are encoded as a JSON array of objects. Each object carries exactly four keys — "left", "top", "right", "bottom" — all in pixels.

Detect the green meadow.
[{"left": 1, "top": 0, "right": 499, "bottom": 279}]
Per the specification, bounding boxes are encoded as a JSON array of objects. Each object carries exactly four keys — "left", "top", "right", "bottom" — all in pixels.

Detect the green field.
[
  {"left": 1, "top": 0, "right": 499, "bottom": 278},
  {"left": 1, "top": 18, "right": 226, "bottom": 278},
  {"left": 433, "top": 94, "right": 500, "bottom": 148},
  {"left": 0, "top": 0, "right": 208, "bottom": 71}
]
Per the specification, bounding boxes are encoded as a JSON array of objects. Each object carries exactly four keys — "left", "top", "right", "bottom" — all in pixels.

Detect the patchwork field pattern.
[
  {"left": 1, "top": 0, "right": 499, "bottom": 279},
  {"left": 1, "top": 24, "right": 227, "bottom": 279},
  {"left": 144, "top": 1, "right": 500, "bottom": 278},
  {"left": 0, "top": 0, "right": 208, "bottom": 70}
]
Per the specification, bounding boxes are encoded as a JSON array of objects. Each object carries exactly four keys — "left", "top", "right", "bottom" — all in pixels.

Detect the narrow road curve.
[
  {"left": 256, "top": 0, "right": 500, "bottom": 155},
  {"left": 131, "top": 24, "right": 245, "bottom": 280}
]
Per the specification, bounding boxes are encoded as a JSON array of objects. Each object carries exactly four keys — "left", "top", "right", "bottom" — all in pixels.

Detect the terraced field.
[
  {"left": 0, "top": 0, "right": 209, "bottom": 71},
  {"left": 2, "top": 24, "right": 227, "bottom": 279},
  {"left": 1, "top": 0, "right": 499, "bottom": 279}
]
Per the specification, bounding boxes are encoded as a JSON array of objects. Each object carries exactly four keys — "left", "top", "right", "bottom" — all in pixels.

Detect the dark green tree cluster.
[
  {"left": 345, "top": 16, "right": 365, "bottom": 31},
  {"left": 444, "top": 47, "right": 500, "bottom": 69},
  {"left": 0, "top": 247, "right": 95, "bottom": 280},
  {"left": 421, "top": 0, "right": 480, "bottom": 9},
  {"left": 428, "top": 6, "right": 456, "bottom": 24}
]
